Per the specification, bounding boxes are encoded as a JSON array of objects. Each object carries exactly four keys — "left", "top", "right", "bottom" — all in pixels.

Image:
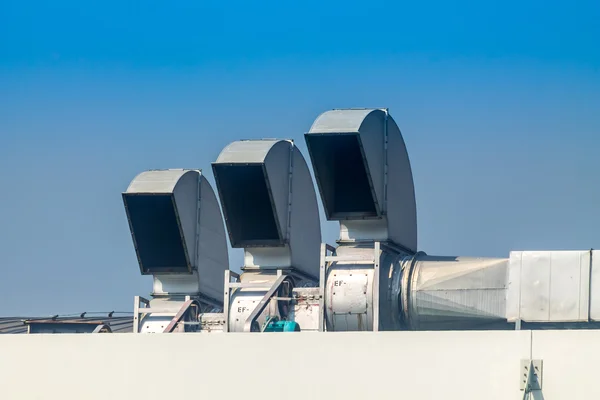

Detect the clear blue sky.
[{"left": 1, "top": 0, "right": 599, "bottom": 316}]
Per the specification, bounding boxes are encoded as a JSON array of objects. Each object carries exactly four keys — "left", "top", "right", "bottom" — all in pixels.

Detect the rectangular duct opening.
[
  {"left": 123, "top": 194, "right": 191, "bottom": 274},
  {"left": 213, "top": 164, "right": 282, "bottom": 247},
  {"left": 306, "top": 134, "right": 378, "bottom": 219}
]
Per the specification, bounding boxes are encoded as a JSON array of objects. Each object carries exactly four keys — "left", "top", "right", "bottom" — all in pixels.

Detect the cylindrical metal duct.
[{"left": 400, "top": 254, "right": 509, "bottom": 330}]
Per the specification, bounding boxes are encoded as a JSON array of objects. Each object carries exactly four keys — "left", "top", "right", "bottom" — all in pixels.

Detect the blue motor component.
[{"left": 262, "top": 317, "right": 300, "bottom": 332}]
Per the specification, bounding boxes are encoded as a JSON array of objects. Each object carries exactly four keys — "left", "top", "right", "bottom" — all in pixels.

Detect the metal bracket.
[
  {"left": 133, "top": 296, "right": 150, "bottom": 333},
  {"left": 163, "top": 299, "right": 200, "bottom": 333},
  {"left": 223, "top": 270, "right": 240, "bottom": 333},
  {"left": 372, "top": 241, "right": 380, "bottom": 331},
  {"left": 319, "top": 243, "right": 336, "bottom": 332},
  {"left": 520, "top": 359, "right": 543, "bottom": 398},
  {"left": 243, "top": 274, "right": 288, "bottom": 332}
]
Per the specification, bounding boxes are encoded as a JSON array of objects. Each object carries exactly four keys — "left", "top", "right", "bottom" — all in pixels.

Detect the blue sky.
[{"left": 1, "top": 0, "right": 599, "bottom": 316}]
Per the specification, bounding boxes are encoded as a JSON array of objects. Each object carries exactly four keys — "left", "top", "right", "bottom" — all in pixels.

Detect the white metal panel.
[
  {"left": 244, "top": 246, "right": 292, "bottom": 268},
  {"left": 153, "top": 272, "right": 201, "bottom": 294},
  {"left": 326, "top": 268, "right": 374, "bottom": 331},
  {"left": 505, "top": 251, "right": 521, "bottom": 322},
  {"left": 549, "top": 251, "right": 589, "bottom": 321},
  {"left": 507, "top": 250, "right": 591, "bottom": 323},
  {"left": 520, "top": 251, "right": 551, "bottom": 321},
  {"left": 290, "top": 288, "right": 320, "bottom": 331},
  {"left": 0, "top": 331, "right": 532, "bottom": 400},
  {"left": 340, "top": 219, "right": 389, "bottom": 241},
  {"left": 590, "top": 250, "right": 600, "bottom": 320}
]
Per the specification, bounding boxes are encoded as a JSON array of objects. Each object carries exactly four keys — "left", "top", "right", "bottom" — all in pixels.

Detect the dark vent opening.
[
  {"left": 213, "top": 164, "right": 281, "bottom": 246},
  {"left": 124, "top": 194, "right": 190, "bottom": 273},
  {"left": 306, "top": 134, "right": 378, "bottom": 218}
]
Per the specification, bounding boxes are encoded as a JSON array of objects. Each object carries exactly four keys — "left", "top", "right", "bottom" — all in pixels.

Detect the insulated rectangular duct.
[
  {"left": 305, "top": 134, "right": 378, "bottom": 219},
  {"left": 212, "top": 164, "right": 283, "bottom": 247},
  {"left": 123, "top": 193, "right": 191, "bottom": 274},
  {"left": 506, "top": 250, "right": 600, "bottom": 323}
]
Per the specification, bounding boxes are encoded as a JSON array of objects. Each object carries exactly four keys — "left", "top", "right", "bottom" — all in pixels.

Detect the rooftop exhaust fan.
[
  {"left": 212, "top": 139, "right": 321, "bottom": 332},
  {"left": 123, "top": 169, "right": 229, "bottom": 333}
]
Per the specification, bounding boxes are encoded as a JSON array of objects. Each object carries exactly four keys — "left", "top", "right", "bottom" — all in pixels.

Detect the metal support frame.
[
  {"left": 224, "top": 269, "right": 294, "bottom": 333},
  {"left": 134, "top": 295, "right": 202, "bottom": 333},
  {"left": 520, "top": 359, "right": 543, "bottom": 399},
  {"left": 243, "top": 274, "right": 288, "bottom": 332},
  {"left": 92, "top": 324, "right": 112, "bottom": 333},
  {"left": 319, "top": 243, "right": 336, "bottom": 332},
  {"left": 133, "top": 296, "right": 150, "bottom": 333},
  {"left": 285, "top": 140, "right": 294, "bottom": 243},
  {"left": 163, "top": 299, "right": 200, "bottom": 333},
  {"left": 373, "top": 241, "right": 380, "bottom": 332},
  {"left": 223, "top": 270, "right": 240, "bottom": 333}
]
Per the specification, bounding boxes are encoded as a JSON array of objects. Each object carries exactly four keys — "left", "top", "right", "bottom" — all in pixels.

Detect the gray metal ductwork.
[
  {"left": 306, "top": 108, "right": 418, "bottom": 331},
  {"left": 212, "top": 139, "right": 322, "bottom": 332},
  {"left": 119, "top": 111, "right": 599, "bottom": 335},
  {"left": 306, "top": 109, "right": 516, "bottom": 331},
  {"left": 306, "top": 108, "right": 417, "bottom": 249},
  {"left": 123, "top": 169, "right": 229, "bottom": 333},
  {"left": 398, "top": 254, "right": 510, "bottom": 330},
  {"left": 306, "top": 108, "right": 600, "bottom": 332}
]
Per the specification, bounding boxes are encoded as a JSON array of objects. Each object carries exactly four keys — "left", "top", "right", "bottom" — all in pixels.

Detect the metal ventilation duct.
[
  {"left": 399, "top": 254, "right": 509, "bottom": 330},
  {"left": 507, "top": 250, "right": 600, "bottom": 324},
  {"left": 306, "top": 108, "right": 417, "bottom": 251},
  {"left": 212, "top": 139, "right": 321, "bottom": 279},
  {"left": 123, "top": 169, "right": 229, "bottom": 302}
]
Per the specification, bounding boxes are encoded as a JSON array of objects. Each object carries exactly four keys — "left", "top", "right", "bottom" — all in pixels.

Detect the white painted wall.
[{"left": 0, "top": 330, "right": 595, "bottom": 399}]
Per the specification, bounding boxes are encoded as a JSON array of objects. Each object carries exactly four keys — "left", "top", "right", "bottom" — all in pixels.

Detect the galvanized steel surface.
[
  {"left": 214, "top": 139, "right": 283, "bottom": 164},
  {"left": 289, "top": 287, "right": 320, "bottom": 331},
  {"left": 213, "top": 139, "right": 321, "bottom": 278},
  {"left": 403, "top": 254, "right": 509, "bottom": 330},
  {"left": 507, "top": 250, "right": 599, "bottom": 323},
  {"left": 323, "top": 244, "right": 407, "bottom": 331},
  {"left": 0, "top": 316, "right": 134, "bottom": 334},
  {"left": 122, "top": 169, "right": 229, "bottom": 301},
  {"left": 306, "top": 108, "right": 417, "bottom": 252}
]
